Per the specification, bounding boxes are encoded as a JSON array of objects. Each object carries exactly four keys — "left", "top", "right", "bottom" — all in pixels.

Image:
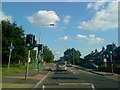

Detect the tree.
[
  {"left": 41, "top": 46, "right": 54, "bottom": 63},
  {"left": 2, "top": 20, "right": 28, "bottom": 65},
  {"left": 64, "top": 48, "right": 81, "bottom": 64}
]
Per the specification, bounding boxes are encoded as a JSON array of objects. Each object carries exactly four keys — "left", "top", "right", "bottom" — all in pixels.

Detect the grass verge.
[{"left": 2, "top": 63, "right": 48, "bottom": 76}]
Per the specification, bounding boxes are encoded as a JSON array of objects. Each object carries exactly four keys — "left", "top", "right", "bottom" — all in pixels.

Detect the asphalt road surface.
[{"left": 34, "top": 66, "right": 120, "bottom": 90}]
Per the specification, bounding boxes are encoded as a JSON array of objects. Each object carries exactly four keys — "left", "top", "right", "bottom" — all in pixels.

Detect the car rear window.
[{"left": 58, "top": 63, "right": 65, "bottom": 65}]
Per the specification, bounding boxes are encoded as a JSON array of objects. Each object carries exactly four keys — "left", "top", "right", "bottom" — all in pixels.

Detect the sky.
[{"left": 1, "top": 1, "right": 119, "bottom": 59}]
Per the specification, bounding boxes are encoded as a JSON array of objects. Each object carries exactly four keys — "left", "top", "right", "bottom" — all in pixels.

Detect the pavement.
[
  {"left": 2, "top": 64, "right": 55, "bottom": 89},
  {"left": 73, "top": 65, "right": 120, "bottom": 81},
  {"left": 2, "top": 64, "right": 120, "bottom": 89}
]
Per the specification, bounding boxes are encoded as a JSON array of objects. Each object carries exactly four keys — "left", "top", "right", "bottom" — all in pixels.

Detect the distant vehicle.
[
  {"left": 56, "top": 62, "right": 67, "bottom": 71},
  {"left": 84, "top": 62, "right": 98, "bottom": 69},
  {"left": 66, "top": 62, "right": 72, "bottom": 67}
]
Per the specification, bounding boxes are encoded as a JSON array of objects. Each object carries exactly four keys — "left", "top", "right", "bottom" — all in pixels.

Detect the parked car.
[
  {"left": 84, "top": 62, "right": 98, "bottom": 69},
  {"left": 66, "top": 62, "right": 72, "bottom": 67},
  {"left": 56, "top": 62, "right": 67, "bottom": 71}
]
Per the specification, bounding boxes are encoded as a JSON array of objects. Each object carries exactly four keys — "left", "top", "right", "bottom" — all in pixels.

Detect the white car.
[{"left": 56, "top": 62, "right": 67, "bottom": 71}]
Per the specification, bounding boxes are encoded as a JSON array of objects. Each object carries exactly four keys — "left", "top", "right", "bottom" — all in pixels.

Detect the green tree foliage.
[
  {"left": 64, "top": 48, "right": 81, "bottom": 64},
  {"left": 2, "top": 20, "right": 28, "bottom": 65},
  {"left": 42, "top": 46, "right": 54, "bottom": 63}
]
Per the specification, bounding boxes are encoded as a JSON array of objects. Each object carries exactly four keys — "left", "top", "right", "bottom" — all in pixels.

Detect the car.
[
  {"left": 84, "top": 62, "right": 98, "bottom": 69},
  {"left": 56, "top": 62, "right": 67, "bottom": 71},
  {"left": 66, "top": 62, "right": 72, "bottom": 67}
]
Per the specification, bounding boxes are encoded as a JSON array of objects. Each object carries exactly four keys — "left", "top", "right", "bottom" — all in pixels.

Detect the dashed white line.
[{"left": 42, "top": 85, "right": 45, "bottom": 90}]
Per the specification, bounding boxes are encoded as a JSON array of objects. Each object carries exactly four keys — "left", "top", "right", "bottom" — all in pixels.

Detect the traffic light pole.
[
  {"left": 25, "top": 50, "right": 30, "bottom": 80},
  {"left": 110, "top": 54, "right": 114, "bottom": 75},
  {"left": 38, "top": 53, "right": 41, "bottom": 74}
]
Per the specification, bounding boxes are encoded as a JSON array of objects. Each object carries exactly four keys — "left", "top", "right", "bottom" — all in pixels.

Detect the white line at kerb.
[
  {"left": 68, "top": 69, "right": 75, "bottom": 74},
  {"left": 91, "top": 83, "right": 95, "bottom": 90},
  {"left": 33, "top": 65, "right": 56, "bottom": 88},
  {"left": 33, "top": 71, "right": 51, "bottom": 88}
]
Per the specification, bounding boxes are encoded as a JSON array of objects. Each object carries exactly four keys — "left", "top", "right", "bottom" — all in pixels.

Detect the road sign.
[{"left": 8, "top": 46, "right": 14, "bottom": 49}]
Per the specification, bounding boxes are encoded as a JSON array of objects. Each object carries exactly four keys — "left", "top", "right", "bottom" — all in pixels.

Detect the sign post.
[{"left": 8, "top": 43, "right": 14, "bottom": 71}]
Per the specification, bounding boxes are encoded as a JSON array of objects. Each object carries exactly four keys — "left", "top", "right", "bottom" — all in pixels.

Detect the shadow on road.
[{"left": 51, "top": 77, "right": 79, "bottom": 80}]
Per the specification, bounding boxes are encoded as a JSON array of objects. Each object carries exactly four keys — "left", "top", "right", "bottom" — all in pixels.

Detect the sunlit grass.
[
  {"left": 2, "top": 64, "right": 34, "bottom": 75},
  {"left": 2, "top": 66, "right": 26, "bottom": 75},
  {"left": 2, "top": 63, "right": 49, "bottom": 75}
]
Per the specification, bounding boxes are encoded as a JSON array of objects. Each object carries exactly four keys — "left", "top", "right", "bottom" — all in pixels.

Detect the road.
[{"left": 34, "top": 65, "right": 120, "bottom": 90}]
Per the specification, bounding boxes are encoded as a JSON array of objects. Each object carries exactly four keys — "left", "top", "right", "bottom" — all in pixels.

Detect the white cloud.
[
  {"left": 87, "top": 35, "right": 104, "bottom": 44},
  {"left": 87, "top": 0, "right": 108, "bottom": 10},
  {"left": 27, "top": 10, "right": 60, "bottom": 27},
  {"left": 77, "top": 34, "right": 104, "bottom": 44},
  {"left": 54, "top": 51, "right": 62, "bottom": 55},
  {"left": 63, "top": 15, "right": 71, "bottom": 24},
  {"left": 79, "top": 2, "right": 118, "bottom": 31},
  {"left": 0, "top": 12, "right": 12, "bottom": 22},
  {"left": 77, "top": 34, "right": 87, "bottom": 38},
  {"left": 59, "top": 36, "right": 70, "bottom": 40},
  {"left": 89, "top": 34, "right": 95, "bottom": 38},
  {"left": 53, "top": 51, "right": 63, "bottom": 60},
  {"left": 87, "top": 37, "right": 104, "bottom": 44}
]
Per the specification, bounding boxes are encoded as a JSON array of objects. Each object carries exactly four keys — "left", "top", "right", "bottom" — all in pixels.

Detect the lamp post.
[{"left": 37, "top": 23, "right": 54, "bottom": 74}]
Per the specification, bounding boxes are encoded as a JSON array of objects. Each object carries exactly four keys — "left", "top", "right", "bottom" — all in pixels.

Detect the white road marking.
[
  {"left": 33, "top": 71, "right": 51, "bottom": 88},
  {"left": 68, "top": 68, "right": 75, "bottom": 74},
  {"left": 42, "top": 85, "right": 45, "bottom": 90},
  {"left": 59, "top": 83, "right": 95, "bottom": 90},
  {"left": 91, "top": 83, "right": 95, "bottom": 90},
  {"left": 33, "top": 65, "right": 56, "bottom": 88}
]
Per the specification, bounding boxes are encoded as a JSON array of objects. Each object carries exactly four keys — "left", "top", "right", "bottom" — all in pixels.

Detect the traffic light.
[
  {"left": 110, "top": 51, "right": 113, "bottom": 54},
  {"left": 26, "top": 34, "right": 36, "bottom": 49},
  {"left": 107, "top": 44, "right": 113, "bottom": 54},
  {"left": 33, "top": 35, "right": 37, "bottom": 47},
  {"left": 38, "top": 44, "right": 43, "bottom": 54}
]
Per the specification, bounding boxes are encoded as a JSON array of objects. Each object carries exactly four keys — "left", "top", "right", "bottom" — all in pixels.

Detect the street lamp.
[{"left": 37, "top": 23, "right": 54, "bottom": 73}]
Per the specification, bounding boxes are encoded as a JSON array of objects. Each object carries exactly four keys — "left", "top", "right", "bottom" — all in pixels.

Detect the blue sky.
[{"left": 1, "top": 2, "right": 118, "bottom": 59}]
